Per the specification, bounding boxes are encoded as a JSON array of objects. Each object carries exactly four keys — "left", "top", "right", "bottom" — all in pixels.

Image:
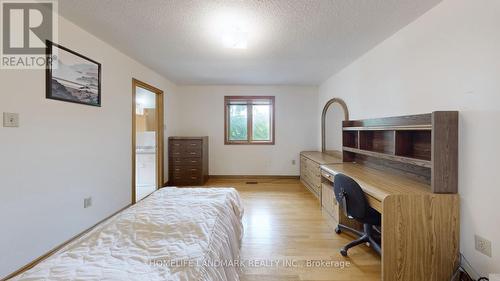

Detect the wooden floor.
[{"left": 205, "top": 177, "right": 381, "bottom": 281}]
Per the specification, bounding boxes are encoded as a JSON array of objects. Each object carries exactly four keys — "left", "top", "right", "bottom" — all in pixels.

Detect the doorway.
[{"left": 132, "top": 79, "right": 164, "bottom": 203}]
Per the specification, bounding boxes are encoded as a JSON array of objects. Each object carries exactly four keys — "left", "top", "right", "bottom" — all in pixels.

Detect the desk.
[{"left": 321, "top": 163, "right": 459, "bottom": 281}]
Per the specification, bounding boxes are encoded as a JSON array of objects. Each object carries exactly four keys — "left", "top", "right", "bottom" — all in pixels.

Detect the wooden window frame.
[{"left": 224, "top": 96, "right": 275, "bottom": 145}]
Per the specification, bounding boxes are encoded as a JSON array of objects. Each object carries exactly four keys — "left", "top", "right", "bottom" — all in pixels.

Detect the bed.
[{"left": 12, "top": 187, "right": 244, "bottom": 281}]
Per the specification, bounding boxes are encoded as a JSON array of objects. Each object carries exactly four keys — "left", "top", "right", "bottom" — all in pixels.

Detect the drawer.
[
  {"left": 171, "top": 176, "right": 203, "bottom": 185},
  {"left": 321, "top": 170, "right": 334, "bottom": 182},
  {"left": 301, "top": 169, "right": 314, "bottom": 184},
  {"left": 301, "top": 173, "right": 312, "bottom": 187},
  {"left": 308, "top": 171, "right": 321, "bottom": 185},
  {"left": 170, "top": 140, "right": 202, "bottom": 154},
  {"left": 171, "top": 166, "right": 201, "bottom": 176},
  {"left": 307, "top": 160, "right": 320, "bottom": 170},
  {"left": 300, "top": 155, "right": 308, "bottom": 165},
  {"left": 170, "top": 140, "right": 202, "bottom": 148},
  {"left": 170, "top": 140, "right": 185, "bottom": 149},
  {"left": 170, "top": 169, "right": 202, "bottom": 185},
  {"left": 170, "top": 150, "right": 183, "bottom": 157},
  {"left": 171, "top": 174, "right": 184, "bottom": 183},
  {"left": 306, "top": 166, "right": 320, "bottom": 177},
  {"left": 185, "top": 174, "right": 202, "bottom": 182},
  {"left": 170, "top": 148, "right": 202, "bottom": 158},
  {"left": 301, "top": 157, "right": 320, "bottom": 176},
  {"left": 303, "top": 170, "right": 320, "bottom": 188},
  {"left": 308, "top": 183, "right": 320, "bottom": 198},
  {"left": 170, "top": 157, "right": 202, "bottom": 166},
  {"left": 170, "top": 157, "right": 182, "bottom": 166},
  {"left": 304, "top": 163, "right": 317, "bottom": 176},
  {"left": 301, "top": 156, "right": 310, "bottom": 169},
  {"left": 184, "top": 148, "right": 201, "bottom": 157},
  {"left": 185, "top": 140, "right": 202, "bottom": 148}
]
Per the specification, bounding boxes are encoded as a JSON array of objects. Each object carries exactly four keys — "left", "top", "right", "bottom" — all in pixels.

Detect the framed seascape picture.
[{"left": 46, "top": 41, "right": 101, "bottom": 106}]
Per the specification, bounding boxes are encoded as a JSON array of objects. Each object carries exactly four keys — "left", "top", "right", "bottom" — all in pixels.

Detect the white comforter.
[{"left": 12, "top": 187, "right": 244, "bottom": 281}]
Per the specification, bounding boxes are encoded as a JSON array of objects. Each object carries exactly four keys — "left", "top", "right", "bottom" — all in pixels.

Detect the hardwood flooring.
[{"left": 204, "top": 177, "right": 381, "bottom": 281}]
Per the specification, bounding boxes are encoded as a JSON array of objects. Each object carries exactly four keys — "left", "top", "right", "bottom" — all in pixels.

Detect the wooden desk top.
[
  {"left": 320, "top": 163, "right": 431, "bottom": 202},
  {"left": 300, "top": 151, "right": 343, "bottom": 165}
]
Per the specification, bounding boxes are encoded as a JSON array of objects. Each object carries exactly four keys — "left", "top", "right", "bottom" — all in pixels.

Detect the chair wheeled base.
[{"left": 335, "top": 223, "right": 381, "bottom": 256}]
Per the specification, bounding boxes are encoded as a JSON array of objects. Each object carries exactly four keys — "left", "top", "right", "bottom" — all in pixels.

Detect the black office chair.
[{"left": 333, "top": 173, "right": 381, "bottom": 256}]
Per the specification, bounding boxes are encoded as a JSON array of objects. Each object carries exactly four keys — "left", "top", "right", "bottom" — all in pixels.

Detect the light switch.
[
  {"left": 84, "top": 197, "right": 92, "bottom": 208},
  {"left": 3, "top": 112, "right": 19, "bottom": 127}
]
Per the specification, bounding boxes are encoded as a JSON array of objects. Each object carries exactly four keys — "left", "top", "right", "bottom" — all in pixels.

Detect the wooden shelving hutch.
[{"left": 342, "top": 111, "right": 458, "bottom": 193}]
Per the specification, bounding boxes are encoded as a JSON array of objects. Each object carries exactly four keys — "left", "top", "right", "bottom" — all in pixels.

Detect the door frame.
[{"left": 132, "top": 78, "right": 164, "bottom": 204}]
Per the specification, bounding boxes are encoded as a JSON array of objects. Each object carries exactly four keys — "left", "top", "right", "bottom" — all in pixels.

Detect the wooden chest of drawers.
[{"left": 168, "top": 137, "right": 209, "bottom": 186}]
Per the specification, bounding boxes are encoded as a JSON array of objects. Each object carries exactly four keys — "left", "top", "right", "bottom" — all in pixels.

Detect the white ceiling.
[{"left": 58, "top": 0, "right": 441, "bottom": 85}]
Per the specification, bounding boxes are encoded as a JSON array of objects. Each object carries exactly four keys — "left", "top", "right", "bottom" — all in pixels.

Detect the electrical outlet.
[
  {"left": 292, "top": 160, "right": 296, "bottom": 165},
  {"left": 3, "top": 112, "right": 19, "bottom": 127},
  {"left": 475, "top": 234, "right": 492, "bottom": 257},
  {"left": 84, "top": 197, "right": 92, "bottom": 208}
]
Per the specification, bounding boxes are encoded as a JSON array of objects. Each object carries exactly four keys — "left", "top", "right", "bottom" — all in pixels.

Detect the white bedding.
[{"left": 12, "top": 187, "right": 244, "bottom": 281}]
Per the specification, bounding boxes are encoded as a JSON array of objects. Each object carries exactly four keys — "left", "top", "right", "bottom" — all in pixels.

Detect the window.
[{"left": 225, "top": 96, "right": 275, "bottom": 145}]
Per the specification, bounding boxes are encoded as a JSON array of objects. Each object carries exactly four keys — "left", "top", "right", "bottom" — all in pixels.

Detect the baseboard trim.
[
  {"left": 2, "top": 203, "right": 132, "bottom": 281},
  {"left": 209, "top": 175, "right": 300, "bottom": 180}
]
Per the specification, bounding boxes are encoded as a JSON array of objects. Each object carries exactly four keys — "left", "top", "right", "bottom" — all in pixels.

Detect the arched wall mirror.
[{"left": 321, "top": 98, "right": 349, "bottom": 157}]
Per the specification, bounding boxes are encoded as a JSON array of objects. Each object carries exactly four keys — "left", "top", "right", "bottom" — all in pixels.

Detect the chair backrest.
[{"left": 333, "top": 173, "right": 367, "bottom": 220}]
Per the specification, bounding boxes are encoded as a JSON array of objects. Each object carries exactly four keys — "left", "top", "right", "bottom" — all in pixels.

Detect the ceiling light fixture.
[
  {"left": 212, "top": 11, "right": 250, "bottom": 49},
  {"left": 221, "top": 24, "right": 248, "bottom": 49}
]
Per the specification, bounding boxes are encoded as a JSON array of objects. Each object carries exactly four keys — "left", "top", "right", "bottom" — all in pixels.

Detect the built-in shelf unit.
[{"left": 342, "top": 111, "right": 458, "bottom": 193}]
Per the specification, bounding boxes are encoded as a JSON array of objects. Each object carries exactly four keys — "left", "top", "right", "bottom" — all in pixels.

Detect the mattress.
[{"left": 11, "top": 187, "right": 244, "bottom": 281}]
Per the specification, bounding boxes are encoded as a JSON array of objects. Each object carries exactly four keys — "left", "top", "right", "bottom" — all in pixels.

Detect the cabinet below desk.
[
  {"left": 321, "top": 174, "right": 363, "bottom": 231},
  {"left": 321, "top": 182, "right": 338, "bottom": 221}
]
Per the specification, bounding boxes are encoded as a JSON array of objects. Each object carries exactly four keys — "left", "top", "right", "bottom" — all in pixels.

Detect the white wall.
[
  {"left": 0, "top": 15, "right": 178, "bottom": 278},
  {"left": 174, "top": 85, "right": 318, "bottom": 175},
  {"left": 318, "top": 0, "right": 500, "bottom": 276}
]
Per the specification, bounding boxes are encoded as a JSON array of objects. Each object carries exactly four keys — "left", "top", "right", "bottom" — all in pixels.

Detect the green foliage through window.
[
  {"left": 252, "top": 105, "right": 270, "bottom": 141},
  {"left": 229, "top": 105, "right": 247, "bottom": 141},
  {"left": 226, "top": 97, "right": 274, "bottom": 144}
]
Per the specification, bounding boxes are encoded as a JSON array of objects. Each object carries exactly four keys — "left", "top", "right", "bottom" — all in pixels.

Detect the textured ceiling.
[{"left": 58, "top": 0, "right": 441, "bottom": 85}]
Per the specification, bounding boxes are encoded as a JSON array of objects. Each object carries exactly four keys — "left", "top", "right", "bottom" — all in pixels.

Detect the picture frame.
[{"left": 46, "top": 40, "right": 101, "bottom": 107}]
